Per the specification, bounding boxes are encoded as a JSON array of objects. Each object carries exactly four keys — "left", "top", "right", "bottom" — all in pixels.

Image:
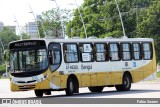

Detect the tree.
[
  {"left": 0, "top": 27, "right": 19, "bottom": 49},
  {"left": 0, "top": 27, "right": 19, "bottom": 64},
  {"left": 137, "top": 1, "right": 160, "bottom": 63},
  {"left": 21, "top": 33, "right": 31, "bottom": 39},
  {"left": 66, "top": 0, "right": 160, "bottom": 62},
  {"left": 66, "top": 0, "right": 151, "bottom": 38},
  {"left": 38, "top": 8, "right": 71, "bottom": 38},
  {"left": 0, "top": 64, "right": 6, "bottom": 75}
]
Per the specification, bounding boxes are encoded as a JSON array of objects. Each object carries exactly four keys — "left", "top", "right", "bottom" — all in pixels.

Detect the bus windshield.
[{"left": 10, "top": 49, "right": 48, "bottom": 73}]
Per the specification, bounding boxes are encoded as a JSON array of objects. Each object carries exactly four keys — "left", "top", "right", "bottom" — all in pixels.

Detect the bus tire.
[
  {"left": 115, "top": 74, "right": 131, "bottom": 91},
  {"left": 44, "top": 91, "right": 51, "bottom": 95},
  {"left": 65, "top": 78, "right": 74, "bottom": 96},
  {"left": 88, "top": 86, "right": 103, "bottom": 93},
  {"left": 34, "top": 90, "right": 43, "bottom": 97}
]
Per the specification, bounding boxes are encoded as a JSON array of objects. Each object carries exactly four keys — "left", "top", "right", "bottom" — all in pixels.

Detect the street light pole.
[
  {"left": 114, "top": 0, "right": 126, "bottom": 37},
  {"left": 74, "top": 0, "right": 88, "bottom": 39},
  {"left": 50, "top": 0, "right": 65, "bottom": 38},
  {"left": 13, "top": 15, "right": 22, "bottom": 40},
  {"left": 29, "top": 5, "right": 41, "bottom": 38}
]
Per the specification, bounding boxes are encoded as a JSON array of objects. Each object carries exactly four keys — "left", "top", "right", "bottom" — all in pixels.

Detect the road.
[{"left": 0, "top": 79, "right": 160, "bottom": 98}]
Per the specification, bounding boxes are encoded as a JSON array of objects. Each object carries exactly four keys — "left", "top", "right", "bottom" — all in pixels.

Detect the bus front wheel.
[
  {"left": 34, "top": 90, "right": 43, "bottom": 97},
  {"left": 115, "top": 74, "right": 131, "bottom": 91},
  {"left": 88, "top": 86, "right": 104, "bottom": 92},
  {"left": 65, "top": 78, "right": 74, "bottom": 96}
]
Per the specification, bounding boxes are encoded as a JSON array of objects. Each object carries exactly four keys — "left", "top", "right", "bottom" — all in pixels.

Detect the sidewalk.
[{"left": 139, "top": 78, "right": 160, "bottom": 83}]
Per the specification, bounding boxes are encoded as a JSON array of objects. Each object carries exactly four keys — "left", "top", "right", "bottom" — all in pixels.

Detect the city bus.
[{"left": 9, "top": 37, "right": 156, "bottom": 97}]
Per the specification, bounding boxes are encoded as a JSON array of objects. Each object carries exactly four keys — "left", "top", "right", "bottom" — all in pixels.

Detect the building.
[
  {"left": 26, "top": 21, "right": 39, "bottom": 38},
  {"left": 20, "top": 25, "right": 27, "bottom": 33},
  {"left": 0, "top": 22, "right": 16, "bottom": 33},
  {"left": 0, "top": 21, "right": 4, "bottom": 32}
]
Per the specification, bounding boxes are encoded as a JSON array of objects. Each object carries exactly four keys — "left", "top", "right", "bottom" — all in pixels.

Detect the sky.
[{"left": 0, "top": 0, "right": 83, "bottom": 26}]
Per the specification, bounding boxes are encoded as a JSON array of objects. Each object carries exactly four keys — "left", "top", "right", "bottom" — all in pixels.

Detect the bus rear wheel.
[
  {"left": 65, "top": 78, "right": 74, "bottom": 96},
  {"left": 88, "top": 86, "right": 104, "bottom": 93},
  {"left": 34, "top": 90, "right": 43, "bottom": 97},
  {"left": 115, "top": 74, "right": 131, "bottom": 91}
]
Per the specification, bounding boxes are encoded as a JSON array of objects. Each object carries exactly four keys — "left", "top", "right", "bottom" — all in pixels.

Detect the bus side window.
[
  {"left": 95, "top": 43, "right": 108, "bottom": 61},
  {"left": 49, "top": 51, "right": 61, "bottom": 65},
  {"left": 109, "top": 43, "right": 120, "bottom": 61},
  {"left": 63, "top": 44, "right": 79, "bottom": 63},
  {"left": 142, "top": 43, "right": 153, "bottom": 60},
  {"left": 79, "top": 43, "right": 94, "bottom": 62},
  {"left": 132, "top": 43, "right": 141, "bottom": 60},
  {"left": 121, "top": 43, "right": 131, "bottom": 61}
]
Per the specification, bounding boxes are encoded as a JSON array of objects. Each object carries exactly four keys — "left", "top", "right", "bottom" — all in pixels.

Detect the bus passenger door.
[{"left": 48, "top": 43, "right": 61, "bottom": 88}]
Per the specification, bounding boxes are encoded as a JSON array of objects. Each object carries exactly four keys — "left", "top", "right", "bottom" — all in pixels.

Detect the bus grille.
[
  {"left": 18, "top": 85, "right": 35, "bottom": 90},
  {"left": 17, "top": 80, "right": 36, "bottom": 83}
]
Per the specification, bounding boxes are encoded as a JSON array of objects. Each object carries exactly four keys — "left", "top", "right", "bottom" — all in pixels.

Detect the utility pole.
[
  {"left": 74, "top": 0, "right": 88, "bottom": 39},
  {"left": 114, "top": 0, "right": 126, "bottom": 38}
]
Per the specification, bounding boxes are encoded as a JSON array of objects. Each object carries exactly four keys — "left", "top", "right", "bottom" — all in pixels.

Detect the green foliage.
[
  {"left": 0, "top": 27, "right": 19, "bottom": 49},
  {"left": 21, "top": 33, "right": 31, "bottom": 39},
  {"left": 0, "top": 27, "right": 19, "bottom": 77},
  {"left": 137, "top": 1, "right": 160, "bottom": 63},
  {"left": 157, "top": 72, "right": 160, "bottom": 78},
  {"left": 0, "top": 27, "right": 20, "bottom": 65},
  {"left": 0, "top": 64, "right": 6, "bottom": 75},
  {"left": 66, "top": 0, "right": 153, "bottom": 38},
  {"left": 38, "top": 8, "right": 71, "bottom": 38}
]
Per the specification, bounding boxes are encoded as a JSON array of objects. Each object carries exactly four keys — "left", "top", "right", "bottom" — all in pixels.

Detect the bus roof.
[
  {"left": 43, "top": 37, "right": 153, "bottom": 45},
  {"left": 9, "top": 37, "right": 154, "bottom": 47}
]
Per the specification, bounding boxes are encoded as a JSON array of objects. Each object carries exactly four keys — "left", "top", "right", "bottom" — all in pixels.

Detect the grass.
[
  {"left": 157, "top": 72, "right": 160, "bottom": 78},
  {"left": 0, "top": 76, "right": 9, "bottom": 79}
]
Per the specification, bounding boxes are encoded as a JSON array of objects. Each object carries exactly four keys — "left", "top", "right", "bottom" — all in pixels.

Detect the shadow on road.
[{"left": 27, "top": 89, "right": 160, "bottom": 99}]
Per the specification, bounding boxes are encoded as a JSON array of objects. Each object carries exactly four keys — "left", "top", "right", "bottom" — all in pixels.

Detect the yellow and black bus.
[{"left": 9, "top": 37, "right": 156, "bottom": 97}]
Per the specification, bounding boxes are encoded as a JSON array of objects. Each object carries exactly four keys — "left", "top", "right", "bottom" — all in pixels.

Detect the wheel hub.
[
  {"left": 124, "top": 78, "right": 129, "bottom": 88},
  {"left": 70, "top": 81, "right": 74, "bottom": 92}
]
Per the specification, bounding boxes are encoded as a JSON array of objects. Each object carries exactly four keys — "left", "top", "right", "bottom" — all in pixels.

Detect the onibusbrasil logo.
[{"left": 2, "top": 99, "right": 42, "bottom": 104}]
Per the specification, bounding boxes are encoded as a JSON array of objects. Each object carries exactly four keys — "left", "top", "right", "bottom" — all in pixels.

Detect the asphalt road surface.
[{"left": 0, "top": 79, "right": 160, "bottom": 98}]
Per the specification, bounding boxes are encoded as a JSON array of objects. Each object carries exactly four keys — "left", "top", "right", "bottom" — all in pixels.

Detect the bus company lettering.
[
  {"left": 81, "top": 64, "right": 92, "bottom": 71},
  {"left": 66, "top": 64, "right": 93, "bottom": 71}
]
